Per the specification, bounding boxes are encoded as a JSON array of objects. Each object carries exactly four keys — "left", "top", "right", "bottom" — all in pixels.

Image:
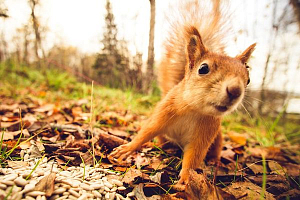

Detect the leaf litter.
[{"left": 0, "top": 96, "right": 299, "bottom": 199}]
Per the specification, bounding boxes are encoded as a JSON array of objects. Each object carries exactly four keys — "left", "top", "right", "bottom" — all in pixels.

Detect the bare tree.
[
  {"left": 0, "top": 1, "right": 8, "bottom": 61},
  {"left": 0, "top": 1, "right": 8, "bottom": 18},
  {"left": 290, "top": 0, "right": 300, "bottom": 31},
  {"left": 28, "top": 0, "right": 45, "bottom": 66},
  {"left": 144, "top": 0, "right": 155, "bottom": 93},
  {"left": 257, "top": 0, "right": 298, "bottom": 115}
]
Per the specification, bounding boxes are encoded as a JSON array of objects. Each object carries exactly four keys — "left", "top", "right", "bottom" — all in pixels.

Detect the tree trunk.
[
  {"left": 144, "top": 0, "right": 155, "bottom": 93},
  {"left": 29, "top": 0, "right": 45, "bottom": 67},
  {"left": 290, "top": 0, "right": 300, "bottom": 31}
]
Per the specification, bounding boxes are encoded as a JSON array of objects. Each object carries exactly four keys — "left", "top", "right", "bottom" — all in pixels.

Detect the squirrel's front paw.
[
  {"left": 178, "top": 169, "right": 190, "bottom": 185},
  {"left": 109, "top": 143, "right": 136, "bottom": 162},
  {"left": 172, "top": 170, "right": 189, "bottom": 191}
]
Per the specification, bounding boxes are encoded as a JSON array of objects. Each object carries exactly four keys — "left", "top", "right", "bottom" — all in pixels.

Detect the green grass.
[
  {"left": 222, "top": 111, "right": 300, "bottom": 146},
  {"left": 0, "top": 60, "right": 159, "bottom": 115}
]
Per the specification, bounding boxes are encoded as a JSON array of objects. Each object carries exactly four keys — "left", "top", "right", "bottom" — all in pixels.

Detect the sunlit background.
[{"left": 1, "top": 0, "right": 300, "bottom": 115}]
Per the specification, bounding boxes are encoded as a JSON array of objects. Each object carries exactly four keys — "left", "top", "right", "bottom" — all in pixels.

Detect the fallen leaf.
[
  {"left": 247, "top": 146, "right": 287, "bottom": 162},
  {"left": 72, "top": 106, "right": 83, "bottom": 117},
  {"left": 34, "top": 172, "right": 56, "bottom": 197},
  {"left": 276, "top": 189, "right": 300, "bottom": 200},
  {"left": 223, "top": 181, "right": 275, "bottom": 200},
  {"left": 161, "top": 193, "right": 186, "bottom": 200},
  {"left": 149, "top": 172, "right": 163, "bottom": 184},
  {"left": 122, "top": 168, "right": 148, "bottom": 185},
  {"left": 108, "top": 128, "right": 130, "bottom": 138},
  {"left": 0, "top": 131, "right": 14, "bottom": 140},
  {"left": 246, "top": 163, "right": 264, "bottom": 174},
  {"left": 19, "top": 140, "right": 31, "bottom": 149},
  {"left": 227, "top": 131, "right": 247, "bottom": 146},
  {"left": 1, "top": 120, "right": 31, "bottom": 131},
  {"left": 133, "top": 183, "right": 147, "bottom": 200},
  {"left": 0, "top": 104, "right": 19, "bottom": 112},
  {"left": 113, "top": 166, "right": 129, "bottom": 172},
  {"left": 2, "top": 129, "right": 30, "bottom": 139},
  {"left": 0, "top": 115, "right": 20, "bottom": 122},
  {"left": 80, "top": 151, "right": 94, "bottom": 165},
  {"left": 282, "top": 163, "right": 300, "bottom": 177},
  {"left": 95, "top": 128, "right": 128, "bottom": 150},
  {"left": 184, "top": 170, "right": 225, "bottom": 200},
  {"left": 7, "top": 160, "right": 29, "bottom": 169},
  {"left": 27, "top": 121, "right": 50, "bottom": 133},
  {"left": 221, "top": 147, "right": 236, "bottom": 163},
  {"left": 33, "top": 104, "right": 55, "bottom": 113},
  {"left": 148, "top": 157, "right": 167, "bottom": 170},
  {"left": 134, "top": 153, "right": 150, "bottom": 168},
  {"left": 268, "top": 161, "right": 285, "bottom": 176}
]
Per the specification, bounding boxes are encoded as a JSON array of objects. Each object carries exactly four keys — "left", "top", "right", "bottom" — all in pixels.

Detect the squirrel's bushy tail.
[{"left": 158, "top": 0, "right": 231, "bottom": 96}]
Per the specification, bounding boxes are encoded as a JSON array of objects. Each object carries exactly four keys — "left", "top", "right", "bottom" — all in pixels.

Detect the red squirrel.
[{"left": 111, "top": 0, "right": 255, "bottom": 184}]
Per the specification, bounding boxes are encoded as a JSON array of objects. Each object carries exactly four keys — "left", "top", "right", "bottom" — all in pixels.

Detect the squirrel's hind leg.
[{"left": 155, "top": 135, "right": 168, "bottom": 147}]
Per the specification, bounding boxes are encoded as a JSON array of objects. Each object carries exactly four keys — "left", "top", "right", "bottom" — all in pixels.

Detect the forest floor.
[{"left": 0, "top": 64, "right": 299, "bottom": 200}]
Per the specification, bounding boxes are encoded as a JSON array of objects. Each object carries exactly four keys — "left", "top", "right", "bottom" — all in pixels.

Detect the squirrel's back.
[{"left": 158, "top": 0, "right": 231, "bottom": 96}]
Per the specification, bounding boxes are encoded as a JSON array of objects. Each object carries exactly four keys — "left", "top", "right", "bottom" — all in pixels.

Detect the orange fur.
[{"left": 110, "top": 0, "right": 256, "bottom": 185}]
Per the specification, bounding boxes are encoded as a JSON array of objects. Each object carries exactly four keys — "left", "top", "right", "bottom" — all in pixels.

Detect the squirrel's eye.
[
  {"left": 247, "top": 79, "right": 250, "bottom": 85},
  {"left": 198, "top": 63, "right": 210, "bottom": 75}
]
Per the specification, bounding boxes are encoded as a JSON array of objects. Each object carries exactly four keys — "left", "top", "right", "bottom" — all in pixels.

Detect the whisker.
[
  {"left": 245, "top": 95, "right": 264, "bottom": 103},
  {"left": 241, "top": 103, "right": 252, "bottom": 119}
]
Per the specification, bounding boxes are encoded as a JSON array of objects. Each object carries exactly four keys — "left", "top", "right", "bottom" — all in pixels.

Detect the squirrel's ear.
[
  {"left": 236, "top": 43, "right": 256, "bottom": 64},
  {"left": 186, "top": 27, "right": 206, "bottom": 70}
]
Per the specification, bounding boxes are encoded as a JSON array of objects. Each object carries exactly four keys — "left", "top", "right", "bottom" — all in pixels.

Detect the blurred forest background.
[{"left": 0, "top": 0, "right": 300, "bottom": 121}]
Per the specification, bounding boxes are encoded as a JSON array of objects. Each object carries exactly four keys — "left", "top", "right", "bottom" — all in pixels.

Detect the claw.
[
  {"left": 178, "top": 169, "right": 190, "bottom": 185},
  {"left": 109, "top": 143, "right": 136, "bottom": 163}
]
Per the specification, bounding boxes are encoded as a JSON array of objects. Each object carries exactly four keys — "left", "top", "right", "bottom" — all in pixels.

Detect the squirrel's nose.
[{"left": 226, "top": 85, "right": 241, "bottom": 99}]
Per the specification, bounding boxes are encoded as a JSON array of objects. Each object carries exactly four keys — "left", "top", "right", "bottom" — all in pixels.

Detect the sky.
[{"left": 1, "top": 0, "right": 300, "bottom": 94}]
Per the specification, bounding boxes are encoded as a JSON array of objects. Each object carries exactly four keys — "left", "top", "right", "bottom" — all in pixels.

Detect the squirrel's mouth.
[{"left": 215, "top": 105, "right": 228, "bottom": 112}]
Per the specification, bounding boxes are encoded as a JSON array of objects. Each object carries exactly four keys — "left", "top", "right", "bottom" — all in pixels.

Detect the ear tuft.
[
  {"left": 189, "top": 36, "right": 197, "bottom": 47},
  {"left": 236, "top": 43, "right": 256, "bottom": 64},
  {"left": 186, "top": 26, "right": 206, "bottom": 70}
]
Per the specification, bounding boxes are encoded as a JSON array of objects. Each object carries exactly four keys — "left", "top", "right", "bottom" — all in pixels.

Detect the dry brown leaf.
[
  {"left": 95, "top": 128, "right": 128, "bottom": 150},
  {"left": 122, "top": 168, "right": 148, "bottom": 184},
  {"left": 185, "top": 170, "right": 223, "bottom": 200},
  {"left": 221, "top": 148, "right": 236, "bottom": 163},
  {"left": 268, "top": 161, "right": 285, "bottom": 175},
  {"left": 149, "top": 172, "right": 163, "bottom": 184},
  {"left": 149, "top": 157, "right": 167, "bottom": 170},
  {"left": 227, "top": 131, "right": 247, "bottom": 146},
  {"left": 33, "top": 104, "right": 54, "bottom": 112},
  {"left": 276, "top": 189, "right": 300, "bottom": 200},
  {"left": 0, "top": 104, "right": 19, "bottom": 112},
  {"left": 2, "top": 140, "right": 20, "bottom": 150},
  {"left": 7, "top": 160, "right": 29, "bottom": 169},
  {"left": 161, "top": 193, "right": 186, "bottom": 200},
  {"left": 223, "top": 181, "right": 275, "bottom": 200},
  {"left": 133, "top": 183, "right": 147, "bottom": 200},
  {"left": 108, "top": 128, "right": 130, "bottom": 138},
  {"left": 134, "top": 153, "right": 150, "bottom": 168},
  {"left": 34, "top": 172, "right": 56, "bottom": 197},
  {"left": 0, "top": 115, "right": 20, "bottom": 122},
  {"left": 80, "top": 151, "right": 94, "bottom": 165},
  {"left": 1, "top": 120, "right": 31, "bottom": 131},
  {"left": 0, "top": 131, "right": 14, "bottom": 140},
  {"left": 282, "top": 163, "right": 300, "bottom": 177},
  {"left": 71, "top": 106, "right": 83, "bottom": 117},
  {"left": 246, "top": 163, "right": 264, "bottom": 174},
  {"left": 19, "top": 140, "right": 31, "bottom": 149},
  {"left": 247, "top": 146, "right": 287, "bottom": 162},
  {"left": 2, "top": 129, "right": 30, "bottom": 139},
  {"left": 113, "top": 166, "right": 129, "bottom": 172}
]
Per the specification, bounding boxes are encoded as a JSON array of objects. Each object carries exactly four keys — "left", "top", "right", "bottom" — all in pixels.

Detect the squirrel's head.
[{"left": 183, "top": 26, "right": 256, "bottom": 116}]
